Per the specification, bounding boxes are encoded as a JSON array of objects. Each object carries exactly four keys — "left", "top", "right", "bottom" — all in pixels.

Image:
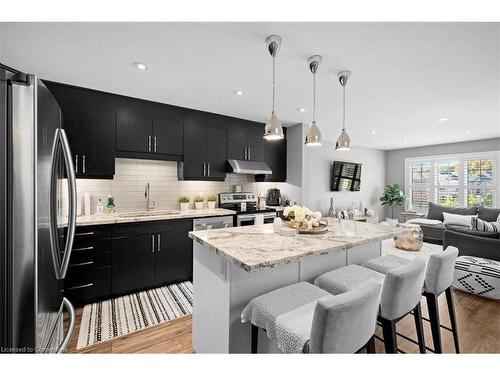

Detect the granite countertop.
[
  {"left": 76, "top": 208, "right": 236, "bottom": 226},
  {"left": 189, "top": 220, "right": 407, "bottom": 272}
]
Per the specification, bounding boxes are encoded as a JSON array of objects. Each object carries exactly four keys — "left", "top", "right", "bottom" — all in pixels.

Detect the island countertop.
[
  {"left": 76, "top": 208, "right": 236, "bottom": 226},
  {"left": 189, "top": 220, "right": 406, "bottom": 272}
]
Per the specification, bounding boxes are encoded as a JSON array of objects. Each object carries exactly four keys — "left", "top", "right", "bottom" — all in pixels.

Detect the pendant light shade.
[
  {"left": 305, "top": 55, "right": 322, "bottom": 146},
  {"left": 335, "top": 71, "right": 352, "bottom": 151},
  {"left": 263, "top": 35, "right": 284, "bottom": 141}
]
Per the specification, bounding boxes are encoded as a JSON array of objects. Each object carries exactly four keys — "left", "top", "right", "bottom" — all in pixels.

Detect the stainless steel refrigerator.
[{"left": 1, "top": 63, "right": 77, "bottom": 353}]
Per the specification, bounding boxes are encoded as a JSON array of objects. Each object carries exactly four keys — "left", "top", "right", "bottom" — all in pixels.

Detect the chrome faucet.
[{"left": 145, "top": 182, "right": 155, "bottom": 211}]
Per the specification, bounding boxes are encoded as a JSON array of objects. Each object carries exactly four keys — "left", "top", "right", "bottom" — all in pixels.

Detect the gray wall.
[
  {"left": 302, "top": 140, "right": 387, "bottom": 217},
  {"left": 385, "top": 137, "right": 500, "bottom": 217}
]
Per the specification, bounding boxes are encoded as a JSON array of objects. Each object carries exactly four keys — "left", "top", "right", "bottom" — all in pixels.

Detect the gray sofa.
[{"left": 417, "top": 203, "right": 500, "bottom": 244}]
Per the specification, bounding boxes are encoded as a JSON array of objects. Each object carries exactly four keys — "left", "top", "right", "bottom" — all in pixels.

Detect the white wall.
[{"left": 302, "top": 140, "right": 387, "bottom": 217}]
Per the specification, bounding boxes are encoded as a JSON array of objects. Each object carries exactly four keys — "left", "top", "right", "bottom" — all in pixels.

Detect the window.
[{"left": 405, "top": 152, "right": 498, "bottom": 213}]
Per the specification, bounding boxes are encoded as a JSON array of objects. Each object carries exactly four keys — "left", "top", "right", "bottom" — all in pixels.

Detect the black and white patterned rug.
[{"left": 77, "top": 281, "right": 193, "bottom": 349}]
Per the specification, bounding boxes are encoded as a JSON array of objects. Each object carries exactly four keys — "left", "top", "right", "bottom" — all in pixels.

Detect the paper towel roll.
[{"left": 84, "top": 192, "right": 91, "bottom": 216}]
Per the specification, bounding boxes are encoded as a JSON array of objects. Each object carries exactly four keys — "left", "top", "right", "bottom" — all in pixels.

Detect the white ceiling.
[{"left": 1, "top": 22, "right": 499, "bottom": 150}]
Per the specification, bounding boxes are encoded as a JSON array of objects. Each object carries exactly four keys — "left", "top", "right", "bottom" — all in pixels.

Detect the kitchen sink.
[{"left": 118, "top": 210, "right": 181, "bottom": 217}]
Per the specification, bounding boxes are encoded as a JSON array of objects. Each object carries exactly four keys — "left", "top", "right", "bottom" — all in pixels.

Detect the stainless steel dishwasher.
[{"left": 193, "top": 215, "right": 234, "bottom": 231}]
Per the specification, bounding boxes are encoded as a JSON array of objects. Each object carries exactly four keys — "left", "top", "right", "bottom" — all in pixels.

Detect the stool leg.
[
  {"left": 251, "top": 324, "right": 259, "bottom": 354},
  {"left": 425, "top": 293, "right": 443, "bottom": 354},
  {"left": 380, "top": 318, "right": 398, "bottom": 354},
  {"left": 366, "top": 335, "right": 376, "bottom": 354},
  {"left": 413, "top": 302, "right": 426, "bottom": 354},
  {"left": 445, "top": 287, "right": 460, "bottom": 354}
]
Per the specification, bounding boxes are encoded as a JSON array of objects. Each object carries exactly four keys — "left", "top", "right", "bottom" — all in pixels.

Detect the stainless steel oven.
[{"left": 236, "top": 212, "right": 277, "bottom": 226}]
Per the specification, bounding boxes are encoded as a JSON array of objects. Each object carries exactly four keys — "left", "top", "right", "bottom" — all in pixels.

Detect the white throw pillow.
[{"left": 442, "top": 212, "right": 477, "bottom": 227}]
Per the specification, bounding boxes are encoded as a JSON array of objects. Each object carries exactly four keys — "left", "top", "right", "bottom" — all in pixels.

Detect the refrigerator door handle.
[
  {"left": 57, "top": 298, "right": 75, "bottom": 353},
  {"left": 49, "top": 128, "right": 77, "bottom": 279}
]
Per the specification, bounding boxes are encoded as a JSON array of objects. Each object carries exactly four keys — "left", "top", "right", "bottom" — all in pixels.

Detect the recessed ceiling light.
[
  {"left": 437, "top": 118, "right": 448, "bottom": 122},
  {"left": 465, "top": 130, "right": 471, "bottom": 134},
  {"left": 134, "top": 62, "right": 148, "bottom": 71},
  {"left": 370, "top": 130, "right": 376, "bottom": 135},
  {"left": 403, "top": 137, "right": 408, "bottom": 143},
  {"left": 298, "top": 108, "right": 306, "bottom": 113},
  {"left": 234, "top": 90, "right": 244, "bottom": 96}
]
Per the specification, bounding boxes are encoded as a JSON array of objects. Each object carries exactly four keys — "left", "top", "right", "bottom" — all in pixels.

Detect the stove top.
[{"left": 219, "top": 192, "right": 276, "bottom": 215}]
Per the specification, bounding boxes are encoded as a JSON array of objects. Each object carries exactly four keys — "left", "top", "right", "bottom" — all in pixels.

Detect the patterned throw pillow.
[{"left": 471, "top": 217, "right": 500, "bottom": 232}]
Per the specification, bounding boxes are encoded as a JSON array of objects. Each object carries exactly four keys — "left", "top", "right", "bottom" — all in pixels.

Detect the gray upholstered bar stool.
[
  {"left": 241, "top": 280, "right": 381, "bottom": 353},
  {"left": 314, "top": 258, "right": 427, "bottom": 354},
  {"left": 362, "top": 246, "right": 460, "bottom": 353}
]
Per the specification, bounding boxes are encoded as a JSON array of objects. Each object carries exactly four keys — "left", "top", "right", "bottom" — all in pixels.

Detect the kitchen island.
[{"left": 188, "top": 220, "right": 405, "bottom": 353}]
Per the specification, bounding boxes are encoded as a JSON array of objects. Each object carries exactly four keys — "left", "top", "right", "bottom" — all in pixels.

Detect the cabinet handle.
[
  {"left": 203, "top": 162, "right": 206, "bottom": 177},
  {"left": 82, "top": 155, "right": 86, "bottom": 174},
  {"left": 67, "top": 283, "right": 93, "bottom": 291},
  {"left": 72, "top": 246, "right": 94, "bottom": 252},
  {"left": 207, "top": 163, "right": 210, "bottom": 177},
  {"left": 248, "top": 147, "right": 251, "bottom": 160},
  {"left": 75, "top": 231, "right": 94, "bottom": 236},
  {"left": 244, "top": 147, "right": 247, "bottom": 160},
  {"left": 148, "top": 135, "right": 151, "bottom": 152},
  {"left": 151, "top": 234, "right": 155, "bottom": 253},
  {"left": 157, "top": 234, "right": 161, "bottom": 252},
  {"left": 69, "top": 261, "right": 94, "bottom": 267},
  {"left": 154, "top": 136, "right": 157, "bottom": 152},
  {"left": 75, "top": 154, "right": 78, "bottom": 173}
]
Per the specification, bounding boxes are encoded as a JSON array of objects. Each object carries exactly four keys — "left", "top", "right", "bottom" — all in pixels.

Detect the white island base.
[{"left": 191, "top": 240, "right": 381, "bottom": 354}]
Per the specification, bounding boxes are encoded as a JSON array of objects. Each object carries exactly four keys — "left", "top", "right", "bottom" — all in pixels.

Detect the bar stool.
[
  {"left": 314, "top": 258, "right": 427, "bottom": 354},
  {"left": 362, "top": 246, "right": 460, "bottom": 353},
  {"left": 241, "top": 280, "right": 381, "bottom": 353}
]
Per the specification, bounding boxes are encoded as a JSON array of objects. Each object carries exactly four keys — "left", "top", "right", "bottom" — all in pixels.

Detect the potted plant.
[
  {"left": 106, "top": 195, "right": 116, "bottom": 214},
  {"left": 178, "top": 196, "right": 190, "bottom": 211},
  {"left": 379, "top": 184, "right": 408, "bottom": 223},
  {"left": 207, "top": 195, "right": 217, "bottom": 209},
  {"left": 194, "top": 195, "right": 205, "bottom": 210}
]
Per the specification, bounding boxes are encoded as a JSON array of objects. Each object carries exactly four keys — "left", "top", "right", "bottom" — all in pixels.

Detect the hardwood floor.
[{"left": 65, "top": 288, "right": 499, "bottom": 354}]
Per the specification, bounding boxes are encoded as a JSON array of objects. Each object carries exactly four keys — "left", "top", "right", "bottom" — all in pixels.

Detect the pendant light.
[
  {"left": 305, "top": 55, "right": 323, "bottom": 146},
  {"left": 263, "top": 35, "right": 284, "bottom": 141},
  {"left": 335, "top": 70, "right": 352, "bottom": 151}
]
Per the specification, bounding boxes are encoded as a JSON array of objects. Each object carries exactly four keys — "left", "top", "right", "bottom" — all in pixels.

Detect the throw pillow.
[
  {"left": 442, "top": 212, "right": 477, "bottom": 227},
  {"left": 471, "top": 217, "right": 500, "bottom": 232}
]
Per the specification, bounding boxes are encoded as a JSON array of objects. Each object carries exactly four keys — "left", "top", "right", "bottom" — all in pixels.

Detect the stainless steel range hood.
[{"left": 228, "top": 159, "right": 272, "bottom": 175}]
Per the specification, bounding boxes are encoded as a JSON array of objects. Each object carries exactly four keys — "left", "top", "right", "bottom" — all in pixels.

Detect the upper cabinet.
[
  {"left": 44, "top": 82, "right": 116, "bottom": 178},
  {"left": 115, "top": 108, "right": 183, "bottom": 158},
  {"left": 182, "top": 110, "right": 227, "bottom": 181},
  {"left": 227, "top": 120, "right": 265, "bottom": 162},
  {"left": 256, "top": 128, "right": 287, "bottom": 182}
]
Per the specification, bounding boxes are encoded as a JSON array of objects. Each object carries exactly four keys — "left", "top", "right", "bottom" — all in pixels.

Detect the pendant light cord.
[
  {"left": 272, "top": 56, "right": 276, "bottom": 115},
  {"left": 342, "top": 84, "right": 346, "bottom": 131},
  {"left": 313, "top": 71, "right": 316, "bottom": 123}
]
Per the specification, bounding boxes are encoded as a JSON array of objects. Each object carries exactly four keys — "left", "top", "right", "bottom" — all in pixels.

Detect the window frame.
[{"left": 405, "top": 151, "right": 498, "bottom": 213}]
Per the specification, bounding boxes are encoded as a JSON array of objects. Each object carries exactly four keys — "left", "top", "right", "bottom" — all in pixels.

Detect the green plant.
[
  {"left": 207, "top": 195, "right": 217, "bottom": 202},
  {"left": 379, "top": 184, "right": 408, "bottom": 219},
  {"left": 178, "top": 196, "right": 190, "bottom": 204},
  {"left": 194, "top": 195, "right": 205, "bottom": 203}
]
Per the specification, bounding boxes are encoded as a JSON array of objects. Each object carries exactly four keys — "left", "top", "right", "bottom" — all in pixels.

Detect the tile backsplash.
[{"left": 69, "top": 158, "right": 300, "bottom": 215}]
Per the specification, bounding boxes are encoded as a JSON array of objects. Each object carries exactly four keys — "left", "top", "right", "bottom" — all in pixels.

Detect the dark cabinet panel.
[
  {"left": 156, "top": 229, "right": 193, "bottom": 285},
  {"left": 61, "top": 105, "right": 83, "bottom": 171},
  {"left": 206, "top": 126, "right": 227, "bottom": 179},
  {"left": 112, "top": 234, "right": 156, "bottom": 295},
  {"left": 116, "top": 112, "right": 153, "bottom": 153},
  {"left": 153, "top": 118, "right": 183, "bottom": 155},
  {"left": 246, "top": 125, "right": 265, "bottom": 162},
  {"left": 183, "top": 120, "right": 206, "bottom": 179},
  {"left": 83, "top": 108, "right": 116, "bottom": 177},
  {"left": 259, "top": 136, "right": 287, "bottom": 182},
  {"left": 227, "top": 126, "right": 247, "bottom": 160}
]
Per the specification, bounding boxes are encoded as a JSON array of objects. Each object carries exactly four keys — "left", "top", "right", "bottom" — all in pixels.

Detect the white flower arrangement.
[{"left": 283, "top": 205, "right": 323, "bottom": 229}]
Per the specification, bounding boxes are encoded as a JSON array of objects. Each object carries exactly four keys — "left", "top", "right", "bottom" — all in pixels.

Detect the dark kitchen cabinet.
[
  {"left": 227, "top": 121, "right": 265, "bottom": 162},
  {"left": 116, "top": 112, "right": 153, "bottom": 153},
  {"left": 182, "top": 110, "right": 227, "bottom": 181},
  {"left": 256, "top": 128, "right": 287, "bottom": 182},
  {"left": 155, "top": 222, "right": 193, "bottom": 285},
  {"left": 44, "top": 82, "right": 116, "bottom": 178},
  {"left": 112, "top": 234, "right": 156, "bottom": 295},
  {"left": 116, "top": 112, "right": 183, "bottom": 158}
]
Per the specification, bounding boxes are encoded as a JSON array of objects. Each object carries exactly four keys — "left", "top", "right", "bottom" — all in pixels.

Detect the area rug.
[{"left": 76, "top": 281, "right": 193, "bottom": 349}]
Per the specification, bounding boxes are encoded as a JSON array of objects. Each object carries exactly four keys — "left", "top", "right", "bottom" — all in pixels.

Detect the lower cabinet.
[
  {"left": 156, "top": 228, "right": 193, "bottom": 285},
  {"left": 111, "top": 234, "right": 156, "bottom": 295}
]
